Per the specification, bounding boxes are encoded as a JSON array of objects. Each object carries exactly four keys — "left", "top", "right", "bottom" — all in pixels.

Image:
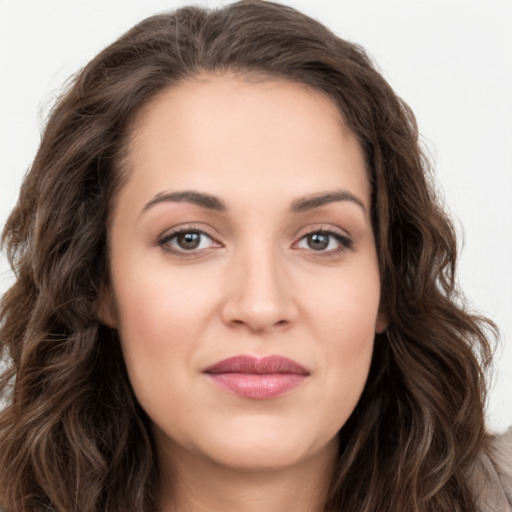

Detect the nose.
[{"left": 220, "top": 245, "right": 298, "bottom": 333}]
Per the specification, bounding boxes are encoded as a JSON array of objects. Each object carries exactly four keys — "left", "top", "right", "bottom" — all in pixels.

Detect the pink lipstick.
[{"left": 203, "top": 355, "right": 309, "bottom": 399}]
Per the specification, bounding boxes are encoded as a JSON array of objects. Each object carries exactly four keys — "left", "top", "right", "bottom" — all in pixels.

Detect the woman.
[{"left": 0, "top": 1, "right": 510, "bottom": 511}]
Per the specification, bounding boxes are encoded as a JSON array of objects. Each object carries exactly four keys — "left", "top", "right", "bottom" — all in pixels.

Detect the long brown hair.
[{"left": 0, "top": 1, "right": 495, "bottom": 511}]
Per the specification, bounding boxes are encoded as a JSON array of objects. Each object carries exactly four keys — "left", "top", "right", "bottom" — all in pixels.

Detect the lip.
[{"left": 203, "top": 355, "right": 310, "bottom": 399}]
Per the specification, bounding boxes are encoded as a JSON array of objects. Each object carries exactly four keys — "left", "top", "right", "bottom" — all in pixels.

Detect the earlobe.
[{"left": 96, "top": 286, "right": 117, "bottom": 329}]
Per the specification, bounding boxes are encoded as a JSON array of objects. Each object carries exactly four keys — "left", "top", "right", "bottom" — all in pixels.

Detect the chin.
[{"left": 184, "top": 416, "right": 339, "bottom": 473}]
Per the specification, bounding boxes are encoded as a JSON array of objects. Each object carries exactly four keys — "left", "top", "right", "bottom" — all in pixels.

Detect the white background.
[{"left": 1, "top": 0, "right": 511, "bottom": 432}]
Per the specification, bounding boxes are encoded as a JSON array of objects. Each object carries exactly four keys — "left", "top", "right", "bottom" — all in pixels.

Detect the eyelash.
[
  {"left": 157, "top": 228, "right": 221, "bottom": 257},
  {"left": 293, "top": 228, "right": 353, "bottom": 257},
  {"left": 157, "top": 227, "right": 353, "bottom": 258}
]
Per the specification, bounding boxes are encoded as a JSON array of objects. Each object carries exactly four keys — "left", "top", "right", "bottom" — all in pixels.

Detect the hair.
[{"left": 0, "top": 1, "right": 496, "bottom": 511}]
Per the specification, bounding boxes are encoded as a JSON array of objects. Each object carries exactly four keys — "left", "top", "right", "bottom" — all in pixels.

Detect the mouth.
[{"left": 203, "top": 355, "right": 310, "bottom": 399}]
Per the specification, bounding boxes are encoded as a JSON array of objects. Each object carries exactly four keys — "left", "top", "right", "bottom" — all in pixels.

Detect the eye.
[
  {"left": 294, "top": 229, "right": 353, "bottom": 255},
  {"left": 158, "top": 229, "right": 221, "bottom": 255}
]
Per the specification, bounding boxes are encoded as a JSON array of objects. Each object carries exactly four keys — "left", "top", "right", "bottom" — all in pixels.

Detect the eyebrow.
[
  {"left": 291, "top": 190, "right": 367, "bottom": 214},
  {"left": 141, "top": 189, "right": 366, "bottom": 215},
  {"left": 142, "top": 190, "right": 227, "bottom": 212}
]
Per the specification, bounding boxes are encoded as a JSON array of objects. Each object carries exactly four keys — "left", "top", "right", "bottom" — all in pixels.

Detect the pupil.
[
  {"left": 308, "top": 233, "right": 329, "bottom": 250},
  {"left": 177, "top": 232, "right": 200, "bottom": 250}
]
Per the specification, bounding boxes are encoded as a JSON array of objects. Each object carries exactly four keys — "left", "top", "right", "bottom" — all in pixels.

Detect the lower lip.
[{"left": 207, "top": 373, "right": 308, "bottom": 399}]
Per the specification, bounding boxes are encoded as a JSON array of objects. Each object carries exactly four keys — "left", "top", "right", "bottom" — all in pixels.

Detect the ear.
[
  {"left": 96, "top": 285, "right": 117, "bottom": 329},
  {"left": 375, "top": 305, "right": 388, "bottom": 335}
]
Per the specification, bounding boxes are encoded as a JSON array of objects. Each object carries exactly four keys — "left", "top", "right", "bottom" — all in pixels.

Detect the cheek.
[
  {"left": 111, "top": 263, "right": 220, "bottom": 408},
  {"left": 321, "top": 300, "right": 376, "bottom": 387},
  {"left": 303, "top": 261, "right": 380, "bottom": 414},
  {"left": 313, "top": 318, "right": 375, "bottom": 440},
  {"left": 305, "top": 256, "right": 381, "bottom": 345},
  {"left": 113, "top": 255, "right": 219, "bottom": 339}
]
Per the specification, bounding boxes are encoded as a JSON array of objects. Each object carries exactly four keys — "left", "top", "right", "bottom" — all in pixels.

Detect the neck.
[{"left": 157, "top": 439, "right": 338, "bottom": 512}]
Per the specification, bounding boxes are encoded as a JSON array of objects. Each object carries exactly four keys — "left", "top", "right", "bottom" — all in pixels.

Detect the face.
[{"left": 103, "top": 75, "right": 385, "bottom": 475}]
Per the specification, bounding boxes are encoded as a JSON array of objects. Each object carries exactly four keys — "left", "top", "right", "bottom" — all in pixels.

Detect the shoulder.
[
  {"left": 469, "top": 428, "right": 512, "bottom": 512},
  {"left": 489, "top": 429, "right": 512, "bottom": 503}
]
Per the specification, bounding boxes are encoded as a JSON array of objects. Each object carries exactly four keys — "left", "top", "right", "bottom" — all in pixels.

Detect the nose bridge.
[
  {"left": 241, "top": 241, "right": 282, "bottom": 301},
  {"left": 221, "top": 234, "right": 296, "bottom": 332}
]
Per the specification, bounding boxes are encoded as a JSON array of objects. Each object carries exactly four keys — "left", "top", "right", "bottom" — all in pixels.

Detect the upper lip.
[{"left": 204, "top": 355, "right": 310, "bottom": 375}]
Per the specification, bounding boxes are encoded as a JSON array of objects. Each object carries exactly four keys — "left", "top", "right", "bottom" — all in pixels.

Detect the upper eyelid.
[
  {"left": 158, "top": 224, "right": 221, "bottom": 243},
  {"left": 157, "top": 223, "right": 352, "bottom": 240},
  {"left": 157, "top": 228, "right": 221, "bottom": 257},
  {"left": 294, "top": 229, "right": 353, "bottom": 248},
  {"left": 293, "top": 223, "right": 352, "bottom": 240},
  {"left": 158, "top": 223, "right": 350, "bottom": 238},
  {"left": 299, "top": 228, "right": 349, "bottom": 239}
]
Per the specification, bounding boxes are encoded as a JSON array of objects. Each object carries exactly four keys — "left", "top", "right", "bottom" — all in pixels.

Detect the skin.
[{"left": 101, "top": 74, "right": 386, "bottom": 512}]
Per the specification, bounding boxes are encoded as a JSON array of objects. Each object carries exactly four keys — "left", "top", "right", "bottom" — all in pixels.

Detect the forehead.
[{"left": 118, "top": 74, "right": 370, "bottom": 213}]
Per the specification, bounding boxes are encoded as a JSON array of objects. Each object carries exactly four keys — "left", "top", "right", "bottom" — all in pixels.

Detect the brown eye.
[
  {"left": 306, "top": 233, "right": 329, "bottom": 251},
  {"left": 294, "top": 229, "right": 353, "bottom": 255},
  {"left": 159, "top": 229, "right": 220, "bottom": 255},
  {"left": 176, "top": 232, "right": 201, "bottom": 250}
]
